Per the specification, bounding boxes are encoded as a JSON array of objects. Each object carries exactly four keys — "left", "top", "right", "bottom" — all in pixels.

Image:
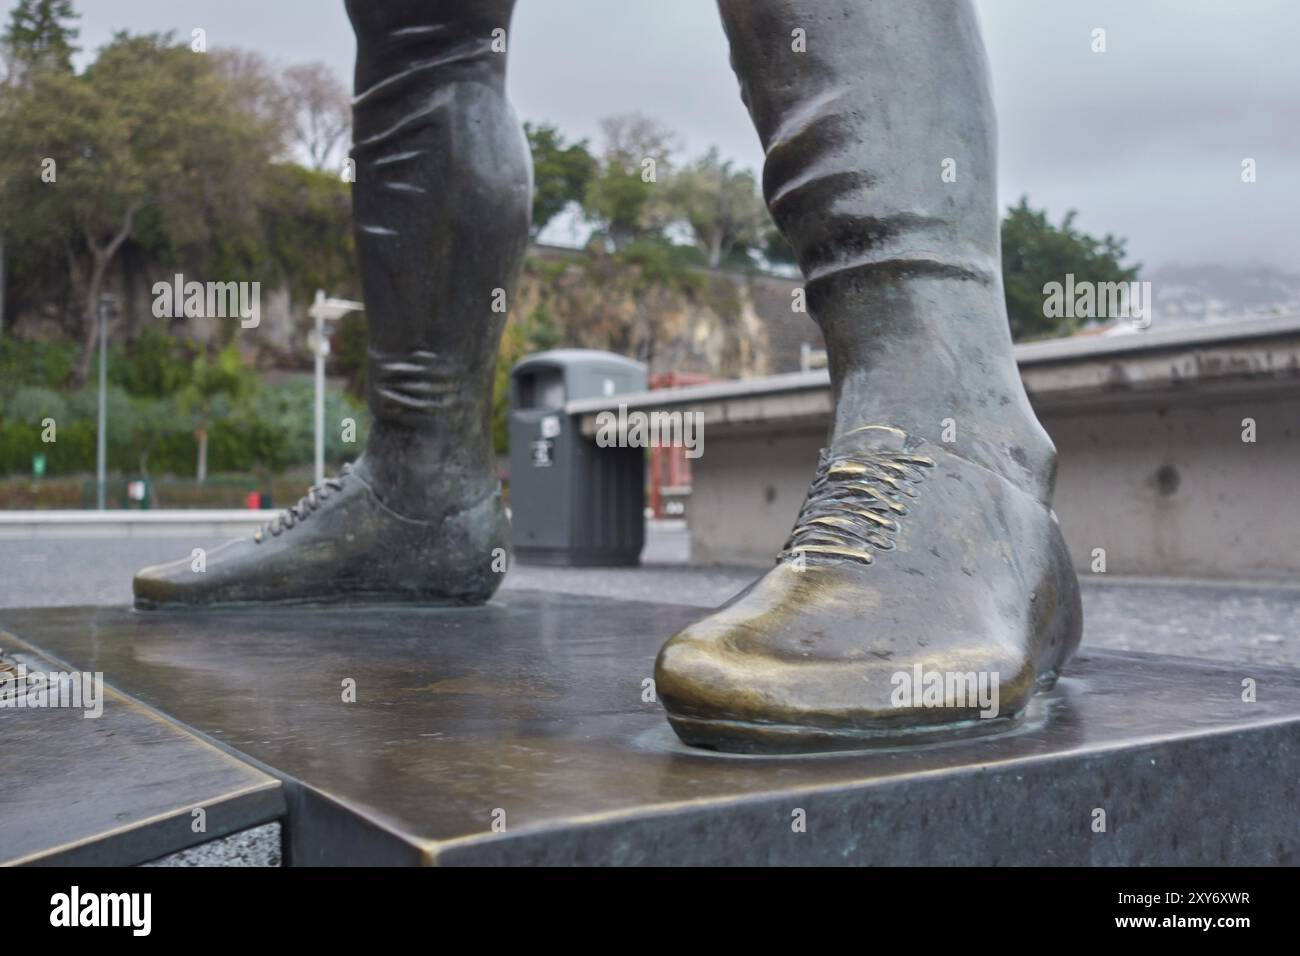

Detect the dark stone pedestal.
[
  {"left": 0, "top": 636, "right": 282, "bottom": 866},
  {"left": 3, "top": 592, "right": 1297, "bottom": 865}
]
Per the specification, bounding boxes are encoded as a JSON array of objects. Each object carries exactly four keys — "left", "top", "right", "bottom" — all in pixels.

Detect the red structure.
[{"left": 648, "top": 372, "right": 711, "bottom": 518}]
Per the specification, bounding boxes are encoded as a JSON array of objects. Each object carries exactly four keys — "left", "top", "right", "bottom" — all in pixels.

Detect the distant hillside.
[{"left": 1147, "top": 262, "right": 1300, "bottom": 326}]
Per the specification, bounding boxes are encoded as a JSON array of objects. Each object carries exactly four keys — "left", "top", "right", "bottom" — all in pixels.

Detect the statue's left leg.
[
  {"left": 655, "top": 0, "right": 1082, "bottom": 752},
  {"left": 133, "top": 0, "right": 527, "bottom": 609}
]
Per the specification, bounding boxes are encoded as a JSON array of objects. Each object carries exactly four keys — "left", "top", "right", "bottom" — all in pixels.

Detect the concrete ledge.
[
  {"left": 0, "top": 510, "right": 278, "bottom": 539},
  {"left": 571, "top": 313, "right": 1300, "bottom": 432}
]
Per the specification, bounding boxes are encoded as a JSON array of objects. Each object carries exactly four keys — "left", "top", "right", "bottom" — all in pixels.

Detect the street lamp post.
[
  {"left": 308, "top": 290, "right": 364, "bottom": 486},
  {"left": 96, "top": 297, "right": 110, "bottom": 510}
]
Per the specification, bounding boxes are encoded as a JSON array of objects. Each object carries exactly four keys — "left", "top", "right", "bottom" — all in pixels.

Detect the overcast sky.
[{"left": 72, "top": 0, "right": 1299, "bottom": 272}]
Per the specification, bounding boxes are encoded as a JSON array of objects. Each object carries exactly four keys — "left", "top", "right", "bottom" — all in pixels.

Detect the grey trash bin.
[{"left": 509, "top": 349, "right": 647, "bottom": 566}]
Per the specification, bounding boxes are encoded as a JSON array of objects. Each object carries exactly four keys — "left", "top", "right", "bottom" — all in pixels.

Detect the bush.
[
  {"left": 0, "top": 339, "right": 78, "bottom": 394},
  {"left": 5, "top": 386, "right": 69, "bottom": 424},
  {"left": 108, "top": 326, "right": 189, "bottom": 397},
  {"left": 241, "top": 379, "right": 369, "bottom": 471},
  {"left": 0, "top": 377, "right": 368, "bottom": 479}
]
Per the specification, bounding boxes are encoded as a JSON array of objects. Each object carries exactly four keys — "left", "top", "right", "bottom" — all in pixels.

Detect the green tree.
[
  {"left": 1001, "top": 196, "right": 1141, "bottom": 341},
  {"left": 1, "top": 0, "right": 79, "bottom": 80},
  {"left": 281, "top": 61, "right": 351, "bottom": 172},
  {"left": 122, "top": 393, "right": 182, "bottom": 477},
  {"left": 0, "top": 337, "right": 76, "bottom": 391},
  {"left": 524, "top": 121, "right": 595, "bottom": 238},
  {"left": 0, "top": 32, "right": 286, "bottom": 385},
  {"left": 668, "top": 147, "right": 767, "bottom": 269},
  {"left": 524, "top": 300, "right": 562, "bottom": 352},
  {"left": 236, "top": 378, "right": 367, "bottom": 473},
  {"left": 178, "top": 344, "right": 253, "bottom": 483},
  {"left": 0, "top": 0, "right": 80, "bottom": 339},
  {"left": 584, "top": 113, "right": 676, "bottom": 250},
  {"left": 210, "top": 49, "right": 293, "bottom": 152},
  {"left": 108, "top": 325, "right": 188, "bottom": 397},
  {"left": 250, "top": 163, "right": 357, "bottom": 303}
]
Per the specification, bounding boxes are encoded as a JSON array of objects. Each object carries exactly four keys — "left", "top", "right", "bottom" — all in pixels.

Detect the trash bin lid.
[{"left": 510, "top": 349, "right": 646, "bottom": 377}]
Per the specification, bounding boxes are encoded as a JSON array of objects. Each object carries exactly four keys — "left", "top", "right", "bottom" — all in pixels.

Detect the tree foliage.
[
  {"left": 668, "top": 146, "right": 767, "bottom": 269},
  {"left": 524, "top": 121, "right": 595, "bottom": 238},
  {"left": 584, "top": 113, "right": 678, "bottom": 250},
  {"left": 1, "top": 0, "right": 78, "bottom": 80},
  {"left": 177, "top": 343, "right": 255, "bottom": 482},
  {"left": 1001, "top": 196, "right": 1141, "bottom": 341},
  {"left": 0, "top": 31, "right": 286, "bottom": 382},
  {"left": 281, "top": 61, "right": 351, "bottom": 172}
]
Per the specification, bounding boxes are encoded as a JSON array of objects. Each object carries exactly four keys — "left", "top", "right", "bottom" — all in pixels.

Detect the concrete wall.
[
  {"left": 1045, "top": 396, "right": 1300, "bottom": 580},
  {"left": 689, "top": 429, "right": 823, "bottom": 566},
  {"left": 686, "top": 397, "right": 1300, "bottom": 581}
]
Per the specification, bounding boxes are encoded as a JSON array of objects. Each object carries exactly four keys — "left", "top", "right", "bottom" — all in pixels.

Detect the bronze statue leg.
[
  {"left": 655, "top": 0, "right": 1083, "bottom": 751},
  {"left": 717, "top": 0, "right": 1052, "bottom": 490},
  {"left": 348, "top": 0, "right": 530, "bottom": 518},
  {"left": 133, "top": 1, "right": 527, "bottom": 608}
]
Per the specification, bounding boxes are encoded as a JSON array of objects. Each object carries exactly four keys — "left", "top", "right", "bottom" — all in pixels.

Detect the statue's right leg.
[
  {"left": 655, "top": 0, "right": 1083, "bottom": 752},
  {"left": 133, "top": 0, "right": 530, "bottom": 608}
]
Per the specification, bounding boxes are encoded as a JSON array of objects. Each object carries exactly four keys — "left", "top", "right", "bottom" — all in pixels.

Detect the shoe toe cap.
[
  {"left": 132, "top": 540, "right": 246, "bottom": 608},
  {"left": 132, "top": 558, "right": 192, "bottom": 608},
  {"left": 655, "top": 575, "right": 1041, "bottom": 751}
]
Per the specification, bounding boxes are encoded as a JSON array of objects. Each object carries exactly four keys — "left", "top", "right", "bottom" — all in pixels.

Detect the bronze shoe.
[
  {"left": 655, "top": 426, "right": 1082, "bottom": 753},
  {"left": 132, "top": 459, "right": 509, "bottom": 609}
]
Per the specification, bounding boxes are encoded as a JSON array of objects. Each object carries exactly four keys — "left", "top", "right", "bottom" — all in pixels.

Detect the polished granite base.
[
  {"left": 0, "top": 636, "right": 282, "bottom": 866},
  {"left": 2, "top": 592, "right": 1298, "bottom": 865}
]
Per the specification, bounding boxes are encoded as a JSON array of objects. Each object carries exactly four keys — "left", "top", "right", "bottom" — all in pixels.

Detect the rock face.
[{"left": 516, "top": 246, "right": 821, "bottom": 379}]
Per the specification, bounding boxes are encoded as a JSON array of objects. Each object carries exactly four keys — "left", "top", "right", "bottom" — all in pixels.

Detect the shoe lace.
[
  {"left": 779, "top": 447, "right": 935, "bottom": 566},
  {"left": 254, "top": 463, "right": 352, "bottom": 543}
]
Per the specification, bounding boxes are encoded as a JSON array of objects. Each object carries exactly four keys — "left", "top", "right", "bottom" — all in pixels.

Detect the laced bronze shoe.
[
  {"left": 132, "top": 458, "right": 508, "bottom": 609},
  {"left": 132, "top": 0, "right": 534, "bottom": 612},
  {"left": 655, "top": 426, "right": 1082, "bottom": 753},
  {"left": 777, "top": 442, "right": 936, "bottom": 567}
]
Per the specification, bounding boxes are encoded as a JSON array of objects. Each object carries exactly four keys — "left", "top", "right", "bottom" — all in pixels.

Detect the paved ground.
[{"left": 3, "top": 526, "right": 1296, "bottom": 866}]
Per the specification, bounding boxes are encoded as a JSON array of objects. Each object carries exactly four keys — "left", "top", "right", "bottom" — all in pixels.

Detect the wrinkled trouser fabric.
[{"left": 346, "top": 0, "right": 529, "bottom": 514}]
